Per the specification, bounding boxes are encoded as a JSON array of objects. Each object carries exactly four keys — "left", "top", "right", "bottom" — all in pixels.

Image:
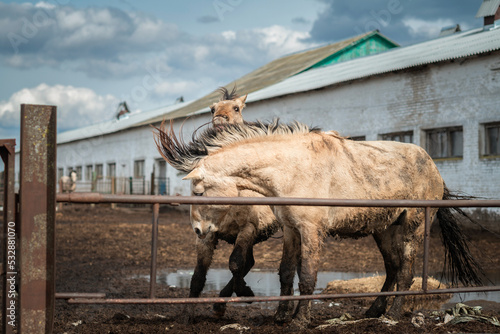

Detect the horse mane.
[
  {"left": 217, "top": 86, "right": 239, "bottom": 101},
  {"left": 153, "top": 119, "right": 322, "bottom": 173}
]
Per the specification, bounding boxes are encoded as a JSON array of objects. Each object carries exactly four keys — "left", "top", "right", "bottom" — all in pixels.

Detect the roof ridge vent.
[{"left": 439, "top": 24, "right": 461, "bottom": 37}]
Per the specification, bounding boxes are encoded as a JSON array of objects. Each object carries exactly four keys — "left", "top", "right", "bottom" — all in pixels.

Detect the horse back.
[{"left": 326, "top": 137, "right": 444, "bottom": 201}]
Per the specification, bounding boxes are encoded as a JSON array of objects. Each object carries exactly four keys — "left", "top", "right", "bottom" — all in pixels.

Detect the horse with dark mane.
[
  {"left": 154, "top": 119, "right": 483, "bottom": 329},
  {"left": 154, "top": 88, "right": 280, "bottom": 321},
  {"left": 210, "top": 86, "right": 247, "bottom": 126}
]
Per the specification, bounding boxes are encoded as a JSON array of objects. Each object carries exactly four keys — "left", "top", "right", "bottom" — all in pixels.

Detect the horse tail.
[{"left": 437, "top": 186, "right": 484, "bottom": 287}]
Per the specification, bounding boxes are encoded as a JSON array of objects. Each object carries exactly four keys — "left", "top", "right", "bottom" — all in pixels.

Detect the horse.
[
  {"left": 154, "top": 119, "right": 483, "bottom": 329},
  {"left": 210, "top": 86, "right": 247, "bottom": 126},
  {"left": 153, "top": 89, "right": 279, "bottom": 322},
  {"left": 59, "top": 170, "right": 77, "bottom": 193}
]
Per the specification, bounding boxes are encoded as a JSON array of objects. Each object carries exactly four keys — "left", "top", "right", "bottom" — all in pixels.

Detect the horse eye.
[
  {"left": 234, "top": 106, "right": 239, "bottom": 112},
  {"left": 210, "top": 107, "right": 215, "bottom": 114}
]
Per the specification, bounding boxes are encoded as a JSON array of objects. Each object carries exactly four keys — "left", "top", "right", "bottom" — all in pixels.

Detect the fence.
[
  {"left": 56, "top": 177, "right": 170, "bottom": 195},
  {"left": 2, "top": 104, "right": 500, "bottom": 333},
  {"left": 54, "top": 193, "right": 500, "bottom": 305}
]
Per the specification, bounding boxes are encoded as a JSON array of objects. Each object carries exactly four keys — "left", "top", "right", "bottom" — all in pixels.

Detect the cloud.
[
  {"left": 0, "top": 2, "right": 182, "bottom": 75},
  {"left": 0, "top": 2, "right": 317, "bottom": 84},
  {"left": 292, "top": 17, "right": 310, "bottom": 25},
  {"left": 197, "top": 15, "right": 219, "bottom": 24},
  {"left": 306, "top": 0, "right": 481, "bottom": 45},
  {"left": 0, "top": 84, "right": 120, "bottom": 132},
  {"left": 153, "top": 79, "right": 208, "bottom": 97},
  {"left": 403, "top": 17, "right": 456, "bottom": 39}
]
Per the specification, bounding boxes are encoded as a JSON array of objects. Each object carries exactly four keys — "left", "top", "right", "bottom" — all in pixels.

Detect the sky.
[{"left": 0, "top": 0, "right": 485, "bottom": 148}]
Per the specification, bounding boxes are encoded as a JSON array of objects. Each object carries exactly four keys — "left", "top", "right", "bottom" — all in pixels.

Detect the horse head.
[
  {"left": 210, "top": 86, "right": 247, "bottom": 126},
  {"left": 183, "top": 167, "right": 239, "bottom": 239},
  {"left": 70, "top": 170, "right": 77, "bottom": 182}
]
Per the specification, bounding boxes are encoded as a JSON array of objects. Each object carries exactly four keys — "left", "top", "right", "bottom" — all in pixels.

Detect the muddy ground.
[{"left": 4, "top": 204, "right": 500, "bottom": 333}]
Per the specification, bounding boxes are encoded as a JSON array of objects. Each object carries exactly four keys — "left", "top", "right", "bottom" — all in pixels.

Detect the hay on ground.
[{"left": 322, "top": 275, "right": 452, "bottom": 312}]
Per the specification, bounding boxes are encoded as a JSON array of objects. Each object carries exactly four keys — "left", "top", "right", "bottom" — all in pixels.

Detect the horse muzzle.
[
  {"left": 212, "top": 115, "right": 229, "bottom": 125},
  {"left": 193, "top": 223, "right": 214, "bottom": 240}
]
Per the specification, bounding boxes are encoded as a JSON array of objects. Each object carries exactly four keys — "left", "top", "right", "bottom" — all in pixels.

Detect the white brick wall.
[
  {"left": 245, "top": 55, "right": 500, "bottom": 200},
  {"left": 42, "top": 52, "right": 499, "bottom": 215}
]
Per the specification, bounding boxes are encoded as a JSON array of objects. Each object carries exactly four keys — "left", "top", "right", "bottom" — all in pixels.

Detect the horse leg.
[
  {"left": 214, "top": 224, "right": 256, "bottom": 316},
  {"left": 230, "top": 224, "right": 257, "bottom": 297},
  {"left": 367, "top": 210, "right": 422, "bottom": 319},
  {"left": 274, "top": 226, "right": 301, "bottom": 324},
  {"left": 366, "top": 227, "right": 400, "bottom": 318},
  {"left": 386, "top": 237, "right": 417, "bottom": 319},
  {"left": 183, "top": 236, "right": 216, "bottom": 324},
  {"left": 291, "top": 224, "right": 322, "bottom": 329},
  {"left": 387, "top": 209, "right": 424, "bottom": 319}
]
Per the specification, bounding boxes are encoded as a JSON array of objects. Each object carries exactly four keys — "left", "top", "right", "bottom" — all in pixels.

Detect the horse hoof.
[
  {"left": 385, "top": 310, "right": 402, "bottom": 320},
  {"left": 284, "top": 318, "right": 309, "bottom": 332},
  {"left": 274, "top": 302, "right": 294, "bottom": 324},
  {"left": 365, "top": 308, "right": 384, "bottom": 318},
  {"left": 235, "top": 286, "right": 255, "bottom": 303},
  {"left": 180, "top": 305, "right": 196, "bottom": 324},
  {"left": 213, "top": 303, "right": 226, "bottom": 318}
]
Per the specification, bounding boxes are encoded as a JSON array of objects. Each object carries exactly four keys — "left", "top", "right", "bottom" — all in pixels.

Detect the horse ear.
[
  {"left": 237, "top": 94, "right": 247, "bottom": 104},
  {"left": 183, "top": 168, "right": 203, "bottom": 180}
]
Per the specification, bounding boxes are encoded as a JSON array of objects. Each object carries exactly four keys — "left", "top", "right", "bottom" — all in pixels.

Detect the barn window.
[
  {"left": 95, "top": 164, "right": 103, "bottom": 179},
  {"left": 107, "top": 163, "right": 116, "bottom": 178},
  {"left": 381, "top": 131, "right": 413, "bottom": 143},
  {"left": 75, "top": 166, "right": 82, "bottom": 181},
  {"left": 425, "top": 126, "right": 463, "bottom": 159},
  {"left": 134, "top": 160, "right": 145, "bottom": 178},
  {"left": 349, "top": 136, "right": 366, "bottom": 141},
  {"left": 85, "top": 165, "right": 93, "bottom": 181},
  {"left": 57, "top": 168, "right": 64, "bottom": 180},
  {"left": 484, "top": 122, "right": 500, "bottom": 156}
]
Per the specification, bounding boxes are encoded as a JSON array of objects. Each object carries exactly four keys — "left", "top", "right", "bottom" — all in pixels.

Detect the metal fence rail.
[
  {"left": 2, "top": 103, "right": 500, "bottom": 333},
  {"left": 55, "top": 192, "right": 500, "bottom": 306}
]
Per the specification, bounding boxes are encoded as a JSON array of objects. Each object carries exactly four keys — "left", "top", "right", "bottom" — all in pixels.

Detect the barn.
[{"left": 17, "top": 4, "right": 500, "bottom": 223}]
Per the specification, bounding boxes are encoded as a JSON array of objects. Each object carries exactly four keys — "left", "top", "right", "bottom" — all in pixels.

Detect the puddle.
[
  {"left": 152, "top": 270, "right": 380, "bottom": 296},
  {"left": 444, "top": 271, "right": 500, "bottom": 304},
  {"left": 132, "top": 269, "right": 500, "bottom": 303}
]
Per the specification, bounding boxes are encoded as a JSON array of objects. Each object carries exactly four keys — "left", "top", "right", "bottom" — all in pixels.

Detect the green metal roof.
[
  {"left": 138, "top": 30, "right": 399, "bottom": 126},
  {"left": 304, "top": 32, "right": 398, "bottom": 71}
]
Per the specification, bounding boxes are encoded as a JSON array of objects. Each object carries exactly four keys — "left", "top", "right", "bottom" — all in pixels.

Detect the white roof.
[
  {"left": 245, "top": 27, "right": 500, "bottom": 104},
  {"left": 57, "top": 27, "right": 500, "bottom": 143},
  {"left": 57, "top": 100, "right": 194, "bottom": 144}
]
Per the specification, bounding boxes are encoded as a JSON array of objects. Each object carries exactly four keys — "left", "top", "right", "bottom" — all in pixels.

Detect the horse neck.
[{"left": 206, "top": 138, "right": 307, "bottom": 197}]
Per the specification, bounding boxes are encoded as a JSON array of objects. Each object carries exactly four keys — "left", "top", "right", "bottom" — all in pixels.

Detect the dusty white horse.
[
  {"left": 155, "top": 119, "right": 483, "bottom": 329},
  {"left": 59, "top": 170, "right": 77, "bottom": 193},
  {"left": 154, "top": 89, "right": 279, "bottom": 321}
]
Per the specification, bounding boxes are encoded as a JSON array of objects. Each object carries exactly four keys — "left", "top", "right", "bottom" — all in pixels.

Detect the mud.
[{"left": 4, "top": 204, "right": 500, "bottom": 333}]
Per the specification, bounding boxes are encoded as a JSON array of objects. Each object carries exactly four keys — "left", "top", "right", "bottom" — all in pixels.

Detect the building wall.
[
  {"left": 54, "top": 115, "right": 210, "bottom": 195},
  {"left": 243, "top": 54, "right": 500, "bottom": 201},
  {"left": 51, "top": 52, "right": 499, "bottom": 209}
]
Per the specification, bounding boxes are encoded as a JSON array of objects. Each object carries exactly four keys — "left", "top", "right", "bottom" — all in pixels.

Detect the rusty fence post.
[
  {"left": 19, "top": 104, "right": 57, "bottom": 334},
  {"left": 421, "top": 206, "right": 431, "bottom": 292},
  {"left": 1, "top": 139, "right": 17, "bottom": 334},
  {"left": 149, "top": 203, "right": 160, "bottom": 298}
]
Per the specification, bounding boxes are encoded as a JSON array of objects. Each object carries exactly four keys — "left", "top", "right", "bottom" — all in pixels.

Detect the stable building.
[{"left": 15, "top": 4, "right": 500, "bottom": 224}]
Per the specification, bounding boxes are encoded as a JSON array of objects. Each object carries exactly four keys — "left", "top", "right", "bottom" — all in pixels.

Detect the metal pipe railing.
[
  {"left": 66, "top": 286, "right": 500, "bottom": 305},
  {"left": 57, "top": 192, "right": 500, "bottom": 207},
  {"left": 55, "top": 192, "right": 500, "bottom": 306}
]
